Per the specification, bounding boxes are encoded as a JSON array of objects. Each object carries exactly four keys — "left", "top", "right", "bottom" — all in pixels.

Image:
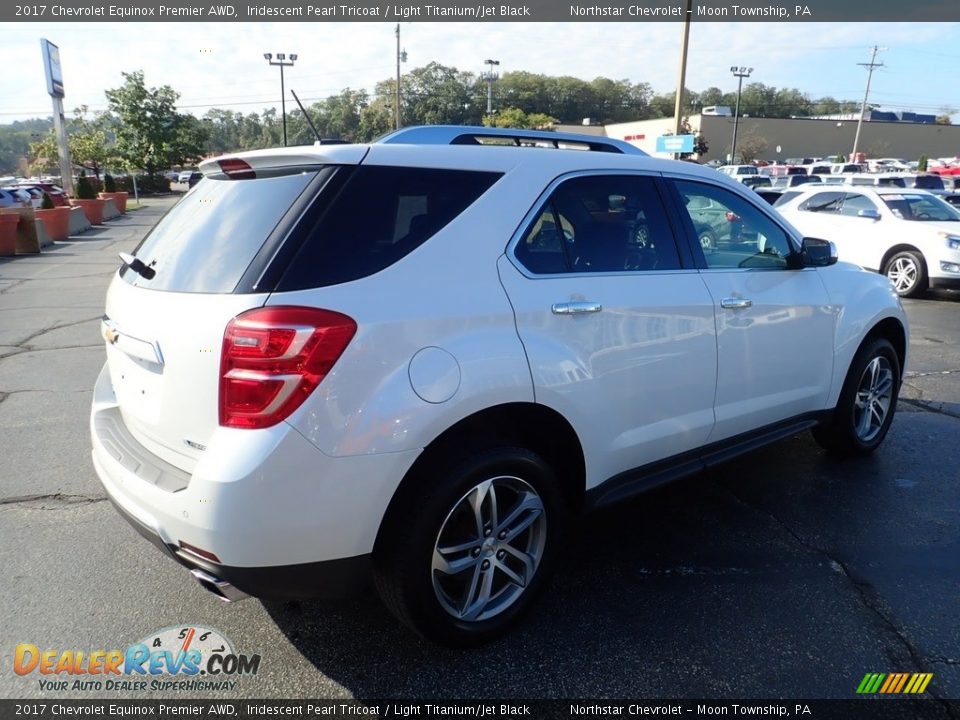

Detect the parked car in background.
[
  {"left": 186, "top": 171, "right": 203, "bottom": 188},
  {"left": 867, "top": 158, "right": 910, "bottom": 173},
  {"left": 771, "top": 175, "right": 822, "bottom": 188},
  {"left": 831, "top": 163, "right": 865, "bottom": 175},
  {"left": 717, "top": 164, "right": 758, "bottom": 178},
  {"left": 15, "top": 186, "right": 46, "bottom": 208},
  {"left": 177, "top": 170, "right": 197, "bottom": 183},
  {"left": 741, "top": 176, "right": 772, "bottom": 189},
  {"left": 776, "top": 186, "right": 960, "bottom": 297},
  {"left": 845, "top": 174, "right": 908, "bottom": 189},
  {"left": 89, "top": 125, "right": 908, "bottom": 646},
  {"left": 1, "top": 187, "right": 33, "bottom": 208},
  {"left": 898, "top": 174, "right": 946, "bottom": 191},
  {"left": 0, "top": 189, "right": 24, "bottom": 208},
  {"left": 754, "top": 188, "right": 785, "bottom": 205},
  {"left": 801, "top": 164, "right": 833, "bottom": 176},
  {"left": 24, "top": 182, "right": 68, "bottom": 206}
]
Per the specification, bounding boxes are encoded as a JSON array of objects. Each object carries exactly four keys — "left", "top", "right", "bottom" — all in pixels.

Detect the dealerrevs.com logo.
[{"left": 14, "top": 626, "right": 261, "bottom": 692}]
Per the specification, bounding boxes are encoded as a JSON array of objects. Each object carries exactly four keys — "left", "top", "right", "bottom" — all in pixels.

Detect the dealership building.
[{"left": 562, "top": 114, "right": 960, "bottom": 163}]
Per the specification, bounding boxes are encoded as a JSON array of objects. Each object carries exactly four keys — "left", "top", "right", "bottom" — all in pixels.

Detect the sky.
[{"left": 1, "top": 21, "right": 959, "bottom": 124}]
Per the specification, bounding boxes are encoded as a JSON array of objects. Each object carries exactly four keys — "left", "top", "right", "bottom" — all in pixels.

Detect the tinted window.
[
  {"left": 122, "top": 171, "right": 319, "bottom": 293},
  {"left": 913, "top": 175, "right": 944, "bottom": 190},
  {"left": 799, "top": 191, "right": 844, "bottom": 213},
  {"left": 515, "top": 175, "right": 681, "bottom": 274},
  {"left": 278, "top": 166, "right": 501, "bottom": 290},
  {"left": 840, "top": 194, "right": 878, "bottom": 216},
  {"left": 772, "top": 191, "right": 802, "bottom": 207},
  {"left": 674, "top": 180, "right": 794, "bottom": 269}
]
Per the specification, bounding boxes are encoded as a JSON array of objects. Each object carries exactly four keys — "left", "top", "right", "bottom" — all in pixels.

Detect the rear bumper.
[
  {"left": 106, "top": 494, "right": 370, "bottom": 599},
  {"left": 91, "top": 362, "right": 419, "bottom": 599}
]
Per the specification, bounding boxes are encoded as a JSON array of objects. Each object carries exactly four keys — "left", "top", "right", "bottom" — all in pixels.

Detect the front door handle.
[
  {"left": 552, "top": 301, "right": 603, "bottom": 315},
  {"left": 720, "top": 297, "right": 753, "bottom": 309}
]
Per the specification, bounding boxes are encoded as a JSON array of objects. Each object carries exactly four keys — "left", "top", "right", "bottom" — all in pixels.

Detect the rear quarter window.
[{"left": 277, "top": 166, "right": 501, "bottom": 290}]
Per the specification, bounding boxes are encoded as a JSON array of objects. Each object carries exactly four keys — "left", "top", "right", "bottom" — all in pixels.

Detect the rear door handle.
[
  {"left": 720, "top": 297, "right": 753, "bottom": 309},
  {"left": 551, "top": 301, "right": 603, "bottom": 315}
]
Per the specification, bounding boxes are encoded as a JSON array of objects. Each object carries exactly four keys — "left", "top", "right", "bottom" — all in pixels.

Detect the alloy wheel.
[
  {"left": 431, "top": 476, "right": 546, "bottom": 622},
  {"left": 854, "top": 355, "right": 895, "bottom": 442},
  {"left": 886, "top": 256, "right": 918, "bottom": 294}
]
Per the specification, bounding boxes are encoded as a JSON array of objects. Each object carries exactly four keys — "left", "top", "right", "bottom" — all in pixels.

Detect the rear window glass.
[
  {"left": 277, "top": 166, "right": 501, "bottom": 290},
  {"left": 122, "top": 171, "right": 318, "bottom": 293},
  {"left": 914, "top": 175, "right": 944, "bottom": 190}
]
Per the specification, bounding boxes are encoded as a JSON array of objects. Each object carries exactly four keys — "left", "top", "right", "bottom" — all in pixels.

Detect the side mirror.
[
  {"left": 796, "top": 237, "right": 838, "bottom": 267},
  {"left": 857, "top": 208, "right": 881, "bottom": 220}
]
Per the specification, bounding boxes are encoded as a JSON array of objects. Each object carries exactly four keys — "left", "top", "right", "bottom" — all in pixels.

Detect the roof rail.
[{"left": 376, "top": 125, "right": 647, "bottom": 156}]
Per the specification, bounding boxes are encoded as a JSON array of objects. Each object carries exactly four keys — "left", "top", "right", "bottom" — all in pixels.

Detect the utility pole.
[
  {"left": 673, "top": 0, "right": 693, "bottom": 139},
  {"left": 851, "top": 45, "right": 884, "bottom": 161},
  {"left": 483, "top": 59, "right": 500, "bottom": 116},
  {"left": 395, "top": 25, "right": 407, "bottom": 130}
]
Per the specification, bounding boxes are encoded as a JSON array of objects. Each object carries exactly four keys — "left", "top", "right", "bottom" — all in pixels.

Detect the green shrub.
[
  {"left": 115, "top": 174, "right": 171, "bottom": 195},
  {"left": 41, "top": 192, "right": 55, "bottom": 210},
  {"left": 103, "top": 173, "right": 117, "bottom": 193},
  {"left": 75, "top": 171, "right": 97, "bottom": 200},
  {"left": 918, "top": 154, "right": 928, "bottom": 172}
]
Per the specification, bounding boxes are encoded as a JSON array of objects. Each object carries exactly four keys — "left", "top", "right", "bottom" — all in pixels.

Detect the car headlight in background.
[{"left": 939, "top": 232, "right": 960, "bottom": 250}]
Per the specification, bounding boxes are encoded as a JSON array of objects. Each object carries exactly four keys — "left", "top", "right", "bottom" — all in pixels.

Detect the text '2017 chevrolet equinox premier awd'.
[{"left": 92, "top": 126, "right": 908, "bottom": 646}]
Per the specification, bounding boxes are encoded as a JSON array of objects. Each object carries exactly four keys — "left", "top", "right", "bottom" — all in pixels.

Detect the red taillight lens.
[
  {"left": 219, "top": 306, "right": 357, "bottom": 429},
  {"left": 217, "top": 158, "right": 255, "bottom": 180}
]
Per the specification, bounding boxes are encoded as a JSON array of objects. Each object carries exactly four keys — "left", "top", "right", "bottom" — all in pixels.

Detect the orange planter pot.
[
  {"left": 0, "top": 214, "right": 18, "bottom": 256},
  {"left": 99, "top": 191, "right": 128, "bottom": 213},
  {"left": 35, "top": 207, "right": 73, "bottom": 241},
  {"left": 70, "top": 198, "right": 106, "bottom": 225}
]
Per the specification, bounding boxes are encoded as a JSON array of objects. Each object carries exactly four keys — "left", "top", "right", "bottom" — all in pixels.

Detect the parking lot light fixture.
[
  {"left": 264, "top": 52, "right": 297, "bottom": 147},
  {"left": 730, "top": 66, "right": 753, "bottom": 164}
]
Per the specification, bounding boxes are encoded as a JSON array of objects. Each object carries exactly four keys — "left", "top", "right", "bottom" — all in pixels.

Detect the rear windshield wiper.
[{"left": 119, "top": 252, "right": 156, "bottom": 280}]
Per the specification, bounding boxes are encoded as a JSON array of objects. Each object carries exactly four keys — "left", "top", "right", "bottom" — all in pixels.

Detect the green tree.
[
  {"left": 105, "top": 71, "right": 207, "bottom": 175},
  {"left": 482, "top": 107, "right": 557, "bottom": 129}
]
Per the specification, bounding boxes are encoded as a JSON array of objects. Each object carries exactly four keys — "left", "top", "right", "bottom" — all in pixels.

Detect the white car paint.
[
  {"left": 90, "top": 133, "right": 909, "bottom": 591},
  {"left": 776, "top": 185, "right": 960, "bottom": 291}
]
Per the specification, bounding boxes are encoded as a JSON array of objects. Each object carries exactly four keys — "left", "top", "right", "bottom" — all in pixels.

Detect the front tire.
[
  {"left": 883, "top": 250, "right": 927, "bottom": 298},
  {"left": 812, "top": 337, "right": 900, "bottom": 456},
  {"left": 373, "top": 446, "right": 565, "bottom": 646}
]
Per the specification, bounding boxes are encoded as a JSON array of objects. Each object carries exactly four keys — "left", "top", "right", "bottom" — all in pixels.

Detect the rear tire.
[
  {"left": 883, "top": 251, "right": 927, "bottom": 298},
  {"left": 373, "top": 446, "right": 565, "bottom": 647},
  {"left": 812, "top": 337, "right": 900, "bottom": 456}
]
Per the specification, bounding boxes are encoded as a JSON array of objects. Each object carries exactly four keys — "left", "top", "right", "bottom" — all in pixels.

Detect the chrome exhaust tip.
[{"left": 190, "top": 568, "right": 250, "bottom": 603}]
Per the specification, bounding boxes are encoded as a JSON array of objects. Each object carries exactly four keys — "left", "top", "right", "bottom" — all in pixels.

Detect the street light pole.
[
  {"left": 730, "top": 66, "right": 752, "bottom": 164},
  {"left": 264, "top": 52, "right": 297, "bottom": 147},
  {"left": 395, "top": 25, "right": 407, "bottom": 130},
  {"left": 483, "top": 59, "right": 500, "bottom": 116}
]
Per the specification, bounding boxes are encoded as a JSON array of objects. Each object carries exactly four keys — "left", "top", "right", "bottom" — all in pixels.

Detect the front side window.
[
  {"left": 514, "top": 175, "right": 682, "bottom": 274},
  {"left": 674, "top": 179, "right": 794, "bottom": 269}
]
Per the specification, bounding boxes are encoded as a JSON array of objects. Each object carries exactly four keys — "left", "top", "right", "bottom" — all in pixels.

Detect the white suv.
[
  {"left": 91, "top": 126, "right": 908, "bottom": 646},
  {"left": 775, "top": 185, "right": 960, "bottom": 297}
]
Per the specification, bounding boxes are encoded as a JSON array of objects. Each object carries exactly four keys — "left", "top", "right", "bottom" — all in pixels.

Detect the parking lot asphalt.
[{"left": 1, "top": 196, "right": 957, "bottom": 703}]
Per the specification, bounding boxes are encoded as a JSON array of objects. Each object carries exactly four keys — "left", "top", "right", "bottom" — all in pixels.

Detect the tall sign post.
[{"left": 40, "top": 39, "right": 73, "bottom": 197}]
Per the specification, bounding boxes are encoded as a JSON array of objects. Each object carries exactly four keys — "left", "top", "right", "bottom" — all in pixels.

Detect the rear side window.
[
  {"left": 122, "top": 171, "right": 319, "bottom": 293},
  {"left": 277, "top": 166, "right": 501, "bottom": 290}
]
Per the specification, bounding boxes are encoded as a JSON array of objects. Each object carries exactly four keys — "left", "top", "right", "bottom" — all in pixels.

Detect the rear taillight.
[
  {"left": 219, "top": 306, "right": 356, "bottom": 429},
  {"left": 217, "top": 157, "right": 255, "bottom": 180}
]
